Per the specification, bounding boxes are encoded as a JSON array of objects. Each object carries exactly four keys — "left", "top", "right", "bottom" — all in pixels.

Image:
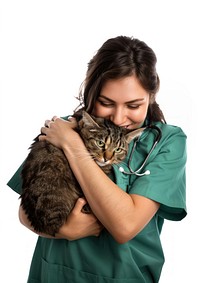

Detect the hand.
[
  {"left": 57, "top": 198, "right": 103, "bottom": 240},
  {"left": 39, "top": 116, "right": 80, "bottom": 150}
]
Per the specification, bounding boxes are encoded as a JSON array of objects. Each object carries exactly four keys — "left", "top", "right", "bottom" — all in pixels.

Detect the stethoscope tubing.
[{"left": 119, "top": 125, "right": 162, "bottom": 176}]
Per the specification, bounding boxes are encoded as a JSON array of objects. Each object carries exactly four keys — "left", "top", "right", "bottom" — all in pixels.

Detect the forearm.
[
  {"left": 62, "top": 142, "right": 137, "bottom": 242},
  {"left": 18, "top": 200, "right": 102, "bottom": 240}
]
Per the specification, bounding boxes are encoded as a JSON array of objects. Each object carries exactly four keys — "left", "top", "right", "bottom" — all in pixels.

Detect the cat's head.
[{"left": 78, "top": 111, "right": 145, "bottom": 173}]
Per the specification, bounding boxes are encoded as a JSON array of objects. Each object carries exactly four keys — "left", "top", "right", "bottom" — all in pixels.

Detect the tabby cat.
[{"left": 20, "top": 111, "right": 144, "bottom": 236}]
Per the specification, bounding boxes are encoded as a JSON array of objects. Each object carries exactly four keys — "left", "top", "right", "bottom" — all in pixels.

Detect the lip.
[
  {"left": 122, "top": 121, "right": 144, "bottom": 130},
  {"left": 121, "top": 123, "right": 131, "bottom": 128},
  {"left": 122, "top": 124, "right": 135, "bottom": 130}
]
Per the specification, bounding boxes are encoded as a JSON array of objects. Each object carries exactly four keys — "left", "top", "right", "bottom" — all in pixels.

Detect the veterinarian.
[{"left": 7, "top": 36, "right": 187, "bottom": 282}]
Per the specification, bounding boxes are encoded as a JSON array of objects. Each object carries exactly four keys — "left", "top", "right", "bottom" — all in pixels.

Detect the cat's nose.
[{"left": 104, "top": 151, "right": 113, "bottom": 162}]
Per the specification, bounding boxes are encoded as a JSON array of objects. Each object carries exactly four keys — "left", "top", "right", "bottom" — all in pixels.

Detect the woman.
[{"left": 7, "top": 36, "right": 187, "bottom": 282}]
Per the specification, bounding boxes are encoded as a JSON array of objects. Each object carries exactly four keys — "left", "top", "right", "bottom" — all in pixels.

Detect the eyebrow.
[{"left": 98, "top": 95, "right": 145, "bottom": 104}]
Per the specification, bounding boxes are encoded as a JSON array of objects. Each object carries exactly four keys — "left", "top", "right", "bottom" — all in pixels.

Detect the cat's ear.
[
  {"left": 125, "top": 127, "right": 146, "bottom": 144},
  {"left": 81, "top": 111, "right": 100, "bottom": 128}
]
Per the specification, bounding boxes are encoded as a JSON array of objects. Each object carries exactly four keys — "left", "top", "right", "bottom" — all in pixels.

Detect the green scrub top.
[{"left": 7, "top": 121, "right": 187, "bottom": 283}]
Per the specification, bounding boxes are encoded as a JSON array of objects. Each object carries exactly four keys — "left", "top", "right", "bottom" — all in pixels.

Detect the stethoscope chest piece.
[
  {"left": 118, "top": 125, "right": 162, "bottom": 177},
  {"left": 118, "top": 166, "right": 150, "bottom": 176}
]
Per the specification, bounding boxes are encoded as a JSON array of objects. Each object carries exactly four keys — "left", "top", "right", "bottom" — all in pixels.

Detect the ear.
[
  {"left": 125, "top": 127, "right": 146, "bottom": 143},
  {"left": 81, "top": 111, "right": 100, "bottom": 128}
]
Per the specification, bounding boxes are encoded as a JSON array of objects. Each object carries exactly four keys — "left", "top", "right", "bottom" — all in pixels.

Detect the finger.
[
  {"left": 73, "top": 198, "right": 87, "bottom": 214},
  {"left": 52, "top": 116, "right": 58, "bottom": 121},
  {"left": 68, "top": 116, "right": 75, "bottom": 122},
  {"left": 40, "top": 126, "right": 48, "bottom": 135},
  {"left": 44, "top": 120, "right": 53, "bottom": 128},
  {"left": 94, "top": 225, "right": 103, "bottom": 237},
  {"left": 68, "top": 117, "right": 77, "bottom": 124},
  {"left": 67, "top": 116, "right": 73, "bottom": 121},
  {"left": 67, "top": 117, "right": 78, "bottom": 128},
  {"left": 38, "top": 134, "right": 46, "bottom": 141}
]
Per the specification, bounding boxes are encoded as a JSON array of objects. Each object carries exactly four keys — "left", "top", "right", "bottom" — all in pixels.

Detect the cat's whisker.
[
  {"left": 84, "top": 156, "right": 97, "bottom": 165},
  {"left": 66, "top": 146, "right": 89, "bottom": 154},
  {"left": 73, "top": 151, "right": 102, "bottom": 165},
  {"left": 72, "top": 151, "right": 92, "bottom": 162},
  {"left": 75, "top": 155, "right": 97, "bottom": 166}
]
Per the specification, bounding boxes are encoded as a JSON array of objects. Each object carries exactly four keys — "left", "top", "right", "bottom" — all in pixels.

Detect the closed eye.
[
  {"left": 98, "top": 100, "right": 114, "bottom": 107},
  {"left": 127, "top": 104, "right": 141, "bottom": 109}
]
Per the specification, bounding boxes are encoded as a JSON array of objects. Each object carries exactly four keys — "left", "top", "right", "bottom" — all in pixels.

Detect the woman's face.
[{"left": 93, "top": 75, "right": 150, "bottom": 130}]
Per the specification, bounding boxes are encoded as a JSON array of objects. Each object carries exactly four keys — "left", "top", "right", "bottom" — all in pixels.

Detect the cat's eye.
[
  {"left": 115, "top": 148, "right": 122, "bottom": 153},
  {"left": 96, "top": 140, "right": 105, "bottom": 148}
]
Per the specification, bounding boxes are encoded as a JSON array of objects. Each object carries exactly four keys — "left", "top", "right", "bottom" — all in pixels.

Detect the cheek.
[
  {"left": 92, "top": 103, "right": 110, "bottom": 117},
  {"left": 129, "top": 107, "right": 148, "bottom": 123}
]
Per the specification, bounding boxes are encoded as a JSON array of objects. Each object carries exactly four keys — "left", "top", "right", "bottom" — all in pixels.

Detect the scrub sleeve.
[
  {"left": 127, "top": 123, "right": 187, "bottom": 221},
  {"left": 7, "top": 122, "right": 187, "bottom": 283}
]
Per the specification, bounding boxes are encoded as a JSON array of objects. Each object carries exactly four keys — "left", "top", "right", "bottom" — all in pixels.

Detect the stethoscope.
[{"left": 118, "top": 125, "right": 162, "bottom": 177}]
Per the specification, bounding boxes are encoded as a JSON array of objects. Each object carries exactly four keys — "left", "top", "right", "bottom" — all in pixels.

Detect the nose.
[{"left": 110, "top": 108, "right": 126, "bottom": 126}]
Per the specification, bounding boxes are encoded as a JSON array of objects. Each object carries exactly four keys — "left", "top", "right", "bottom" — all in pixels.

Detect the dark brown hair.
[{"left": 74, "top": 36, "right": 166, "bottom": 124}]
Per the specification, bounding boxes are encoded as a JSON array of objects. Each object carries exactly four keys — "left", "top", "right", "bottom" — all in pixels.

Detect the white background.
[{"left": 0, "top": 0, "right": 198, "bottom": 282}]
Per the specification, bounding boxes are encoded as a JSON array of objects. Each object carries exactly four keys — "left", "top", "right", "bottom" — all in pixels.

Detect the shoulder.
[
  {"left": 141, "top": 122, "right": 187, "bottom": 148},
  {"left": 150, "top": 122, "right": 187, "bottom": 161},
  {"left": 155, "top": 122, "right": 187, "bottom": 139},
  {"left": 151, "top": 122, "right": 187, "bottom": 153},
  {"left": 137, "top": 122, "right": 187, "bottom": 163}
]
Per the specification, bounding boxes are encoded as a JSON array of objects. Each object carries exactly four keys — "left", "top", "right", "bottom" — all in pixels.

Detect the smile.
[{"left": 122, "top": 124, "right": 134, "bottom": 130}]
